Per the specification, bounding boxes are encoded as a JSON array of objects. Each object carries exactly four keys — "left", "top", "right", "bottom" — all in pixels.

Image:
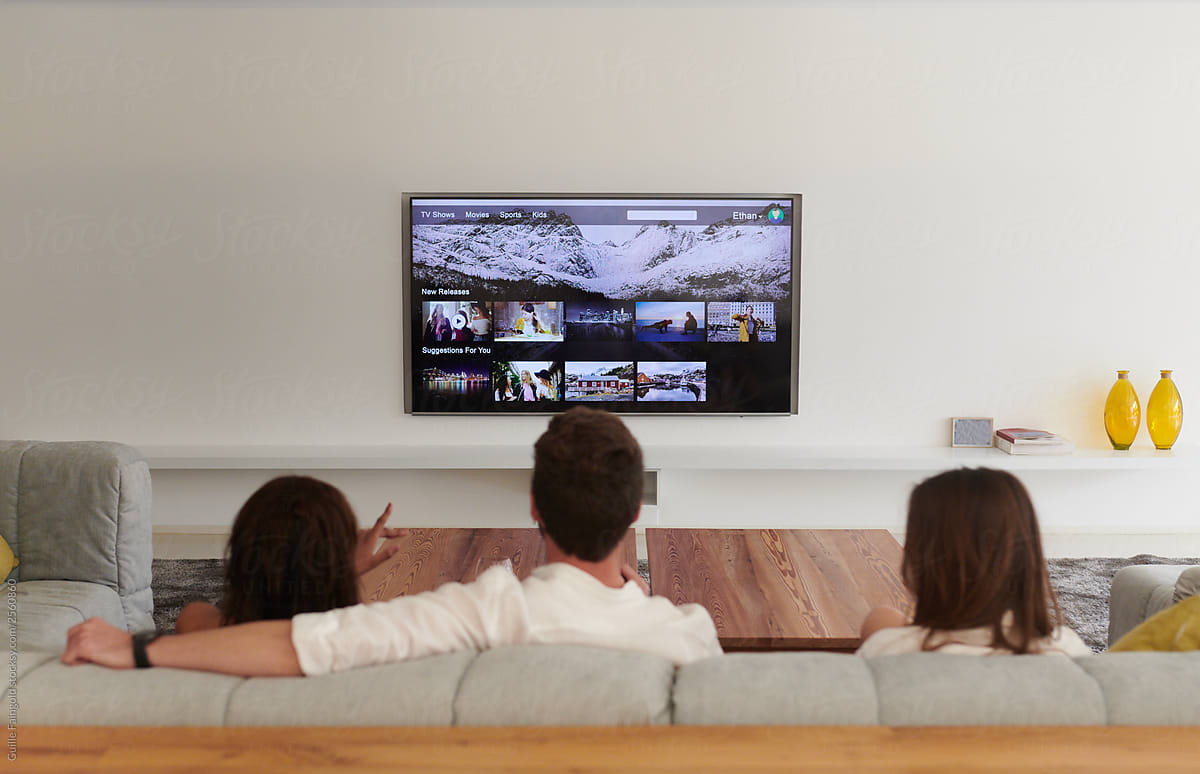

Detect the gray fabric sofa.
[
  {"left": 1108, "top": 564, "right": 1200, "bottom": 645},
  {"left": 9, "top": 440, "right": 1200, "bottom": 727},
  {"left": 18, "top": 645, "right": 1200, "bottom": 726}
]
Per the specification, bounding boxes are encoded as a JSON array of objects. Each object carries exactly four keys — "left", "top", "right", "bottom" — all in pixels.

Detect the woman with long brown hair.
[
  {"left": 857, "top": 467, "right": 1090, "bottom": 656},
  {"left": 175, "top": 476, "right": 403, "bottom": 633}
]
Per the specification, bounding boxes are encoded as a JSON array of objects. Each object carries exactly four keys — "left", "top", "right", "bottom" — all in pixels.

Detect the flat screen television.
[{"left": 404, "top": 194, "right": 800, "bottom": 414}]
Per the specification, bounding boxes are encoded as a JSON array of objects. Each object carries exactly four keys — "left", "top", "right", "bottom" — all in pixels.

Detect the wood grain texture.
[
  {"left": 360, "top": 528, "right": 637, "bottom": 602},
  {"left": 19, "top": 726, "right": 1200, "bottom": 773},
  {"left": 645, "top": 529, "right": 910, "bottom": 650}
]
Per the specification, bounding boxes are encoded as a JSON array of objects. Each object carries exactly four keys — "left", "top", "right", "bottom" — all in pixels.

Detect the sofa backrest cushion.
[
  {"left": 0, "top": 441, "right": 153, "bottom": 631},
  {"left": 0, "top": 441, "right": 37, "bottom": 566},
  {"left": 19, "top": 660, "right": 244, "bottom": 726},
  {"left": 226, "top": 651, "right": 476, "bottom": 726},
  {"left": 673, "top": 652, "right": 879, "bottom": 725},
  {"left": 867, "top": 654, "right": 1108, "bottom": 726},
  {"left": 1078, "top": 652, "right": 1200, "bottom": 725},
  {"left": 1175, "top": 567, "right": 1200, "bottom": 603},
  {"left": 452, "top": 645, "right": 674, "bottom": 726}
]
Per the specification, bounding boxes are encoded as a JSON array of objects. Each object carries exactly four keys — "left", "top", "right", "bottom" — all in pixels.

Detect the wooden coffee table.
[
  {"left": 360, "top": 526, "right": 906, "bottom": 653},
  {"left": 359, "top": 527, "right": 637, "bottom": 602},
  {"left": 646, "top": 529, "right": 910, "bottom": 652}
]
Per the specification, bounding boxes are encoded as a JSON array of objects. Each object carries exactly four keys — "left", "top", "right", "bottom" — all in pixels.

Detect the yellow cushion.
[
  {"left": 1111, "top": 595, "right": 1200, "bottom": 652},
  {"left": 0, "top": 535, "right": 17, "bottom": 579}
]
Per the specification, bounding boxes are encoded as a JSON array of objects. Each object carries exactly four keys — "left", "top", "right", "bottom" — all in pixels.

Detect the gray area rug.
[
  {"left": 152, "top": 555, "right": 1199, "bottom": 652},
  {"left": 1047, "top": 554, "right": 1198, "bottom": 651},
  {"left": 151, "top": 559, "right": 224, "bottom": 634}
]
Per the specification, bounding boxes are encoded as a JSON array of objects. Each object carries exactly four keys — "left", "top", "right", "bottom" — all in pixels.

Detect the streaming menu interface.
[{"left": 409, "top": 197, "right": 795, "bottom": 413}]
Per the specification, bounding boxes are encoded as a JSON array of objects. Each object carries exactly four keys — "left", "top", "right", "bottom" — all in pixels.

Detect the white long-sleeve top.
[
  {"left": 291, "top": 563, "right": 723, "bottom": 675},
  {"left": 857, "top": 618, "right": 1092, "bottom": 657}
]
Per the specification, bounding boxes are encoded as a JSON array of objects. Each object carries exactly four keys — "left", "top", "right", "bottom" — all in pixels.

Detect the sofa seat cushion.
[
  {"left": 867, "top": 654, "right": 1107, "bottom": 726},
  {"left": 1078, "top": 652, "right": 1200, "bottom": 725},
  {"left": 453, "top": 645, "right": 674, "bottom": 726},
  {"left": 14, "top": 580, "right": 126, "bottom": 653},
  {"left": 2, "top": 650, "right": 56, "bottom": 706},
  {"left": 673, "top": 652, "right": 879, "bottom": 725},
  {"left": 18, "top": 661, "right": 243, "bottom": 725},
  {"left": 225, "top": 651, "right": 475, "bottom": 726}
]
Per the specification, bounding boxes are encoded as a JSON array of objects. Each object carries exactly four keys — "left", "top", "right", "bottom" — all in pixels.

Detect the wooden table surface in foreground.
[
  {"left": 359, "top": 528, "right": 637, "bottom": 602},
  {"left": 21, "top": 726, "right": 1200, "bottom": 773},
  {"left": 646, "top": 528, "right": 911, "bottom": 650}
]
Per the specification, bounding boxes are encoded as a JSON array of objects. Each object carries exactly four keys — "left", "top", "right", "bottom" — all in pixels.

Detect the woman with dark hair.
[
  {"left": 535, "top": 368, "right": 557, "bottom": 401},
  {"left": 857, "top": 467, "right": 1090, "bottom": 656},
  {"left": 175, "top": 476, "right": 403, "bottom": 633},
  {"left": 469, "top": 302, "right": 492, "bottom": 338},
  {"left": 514, "top": 303, "right": 545, "bottom": 337},
  {"left": 495, "top": 372, "right": 516, "bottom": 401}
]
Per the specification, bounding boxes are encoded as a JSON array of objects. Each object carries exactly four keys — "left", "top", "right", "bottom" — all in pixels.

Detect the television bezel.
[{"left": 402, "top": 192, "right": 801, "bottom": 416}]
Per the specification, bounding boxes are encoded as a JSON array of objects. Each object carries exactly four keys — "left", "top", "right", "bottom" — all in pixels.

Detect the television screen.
[{"left": 405, "top": 195, "right": 800, "bottom": 414}]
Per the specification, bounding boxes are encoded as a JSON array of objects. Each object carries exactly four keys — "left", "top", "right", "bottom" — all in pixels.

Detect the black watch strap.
[{"left": 132, "top": 631, "right": 160, "bottom": 669}]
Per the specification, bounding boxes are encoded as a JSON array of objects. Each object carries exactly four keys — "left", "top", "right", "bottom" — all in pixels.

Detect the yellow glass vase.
[
  {"left": 1104, "top": 370, "right": 1140, "bottom": 450},
  {"left": 1146, "top": 370, "right": 1183, "bottom": 450}
]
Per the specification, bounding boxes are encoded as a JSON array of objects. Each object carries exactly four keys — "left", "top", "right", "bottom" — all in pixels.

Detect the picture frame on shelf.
[{"left": 951, "top": 417, "right": 994, "bottom": 448}]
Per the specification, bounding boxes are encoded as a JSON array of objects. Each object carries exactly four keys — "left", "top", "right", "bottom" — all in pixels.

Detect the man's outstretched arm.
[{"left": 62, "top": 618, "right": 302, "bottom": 677}]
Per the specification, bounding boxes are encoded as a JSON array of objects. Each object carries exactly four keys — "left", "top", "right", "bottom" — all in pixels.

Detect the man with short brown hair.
[
  {"left": 62, "top": 408, "right": 721, "bottom": 676},
  {"left": 532, "top": 407, "right": 643, "bottom": 563}
]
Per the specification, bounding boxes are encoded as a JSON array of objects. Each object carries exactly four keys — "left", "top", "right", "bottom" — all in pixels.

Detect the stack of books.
[{"left": 994, "top": 428, "right": 1074, "bottom": 455}]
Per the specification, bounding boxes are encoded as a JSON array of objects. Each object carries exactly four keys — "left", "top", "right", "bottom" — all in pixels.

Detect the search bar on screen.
[{"left": 626, "top": 210, "right": 698, "bottom": 221}]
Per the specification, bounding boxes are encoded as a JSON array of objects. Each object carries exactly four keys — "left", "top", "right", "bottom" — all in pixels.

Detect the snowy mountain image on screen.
[{"left": 412, "top": 208, "right": 791, "bottom": 300}]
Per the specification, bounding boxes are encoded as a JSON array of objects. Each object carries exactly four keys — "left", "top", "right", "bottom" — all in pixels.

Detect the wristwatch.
[{"left": 132, "top": 631, "right": 161, "bottom": 669}]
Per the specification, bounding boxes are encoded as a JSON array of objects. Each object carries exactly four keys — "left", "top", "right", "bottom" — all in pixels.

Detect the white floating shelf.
[{"left": 139, "top": 444, "right": 1195, "bottom": 472}]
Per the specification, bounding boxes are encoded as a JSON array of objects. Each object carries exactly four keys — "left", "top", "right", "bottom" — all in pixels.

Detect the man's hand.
[
  {"left": 355, "top": 503, "right": 408, "bottom": 575},
  {"left": 621, "top": 564, "right": 650, "bottom": 596},
  {"left": 62, "top": 618, "right": 135, "bottom": 669}
]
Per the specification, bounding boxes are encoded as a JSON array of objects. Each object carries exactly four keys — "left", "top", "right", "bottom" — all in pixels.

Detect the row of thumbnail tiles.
[{"left": 421, "top": 300, "right": 777, "bottom": 344}]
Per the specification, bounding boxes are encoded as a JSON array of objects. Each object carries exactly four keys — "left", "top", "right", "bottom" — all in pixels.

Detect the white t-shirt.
[
  {"left": 857, "top": 618, "right": 1092, "bottom": 657},
  {"left": 291, "top": 563, "right": 722, "bottom": 675}
]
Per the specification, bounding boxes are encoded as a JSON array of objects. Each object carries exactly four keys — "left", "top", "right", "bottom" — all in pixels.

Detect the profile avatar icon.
[{"left": 767, "top": 206, "right": 784, "bottom": 224}]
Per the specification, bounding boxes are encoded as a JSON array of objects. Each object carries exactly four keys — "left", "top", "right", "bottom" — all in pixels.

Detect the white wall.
[{"left": 2, "top": 3, "right": 1198, "bottom": 548}]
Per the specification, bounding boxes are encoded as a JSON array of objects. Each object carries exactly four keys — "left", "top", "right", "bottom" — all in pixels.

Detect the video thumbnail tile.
[
  {"left": 636, "top": 361, "right": 706, "bottom": 402},
  {"left": 493, "top": 360, "right": 562, "bottom": 403},
  {"left": 706, "top": 301, "right": 775, "bottom": 343},
  {"left": 422, "top": 301, "right": 492, "bottom": 344},
  {"left": 419, "top": 360, "right": 490, "bottom": 400},
  {"left": 564, "top": 300, "right": 634, "bottom": 342},
  {"left": 634, "top": 302, "right": 705, "bottom": 342},
  {"left": 494, "top": 301, "right": 564, "bottom": 342},
  {"left": 565, "top": 361, "right": 635, "bottom": 402}
]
